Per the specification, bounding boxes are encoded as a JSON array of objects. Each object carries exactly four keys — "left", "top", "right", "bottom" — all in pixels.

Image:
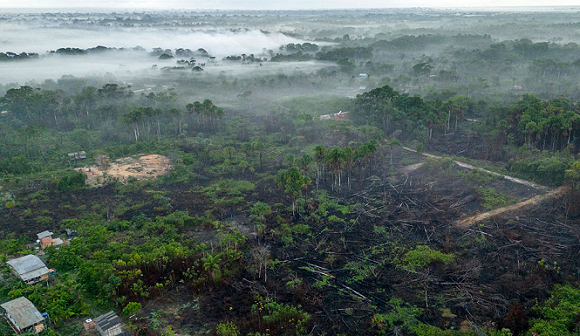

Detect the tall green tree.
[
  {"left": 326, "top": 147, "right": 345, "bottom": 190},
  {"left": 276, "top": 167, "right": 311, "bottom": 216},
  {"left": 313, "top": 145, "right": 327, "bottom": 188},
  {"left": 342, "top": 147, "right": 355, "bottom": 190}
]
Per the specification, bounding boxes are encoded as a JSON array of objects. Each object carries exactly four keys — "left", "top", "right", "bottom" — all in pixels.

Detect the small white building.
[
  {"left": 319, "top": 111, "right": 350, "bottom": 121},
  {"left": 95, "top": 311, "right": 123, "bottom": 336},
  {"left": 67, "top": 151, "right": 87, "bottom": 160},
  {"left": 1, "top": 297, "right": 45, "bottom": 334}
]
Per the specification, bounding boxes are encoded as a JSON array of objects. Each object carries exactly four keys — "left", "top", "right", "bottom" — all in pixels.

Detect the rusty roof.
[{"left": 1, "top": 297, "right": 44, "bottom": 330}]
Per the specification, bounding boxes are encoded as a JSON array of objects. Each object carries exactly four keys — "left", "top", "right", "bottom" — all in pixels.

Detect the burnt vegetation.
[{"left": 3, "top": 7, "right": 580, "bottom": 336}]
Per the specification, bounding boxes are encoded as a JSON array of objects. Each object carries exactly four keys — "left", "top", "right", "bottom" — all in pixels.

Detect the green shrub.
[
  {"left": 372, "top": 298, "right": 422, "bottom": 334},
  {"left": 216, "top": 321, "right": 239, "bottom": 336},
  {"left": 252, "top": 298, "right": 310, "bottom": 335},
  {"left": 56, "top": 171, "right": 86, "bottom": 191},
  {"left": 123, "top": 302, "right": 142, "bottom": 316},
  {"left": 510, "top": 155, "right": 572, "bottom": 186},
  {"left": 528, "top": 284, "right": 580, "bottom": 336},
  {"left": 458, "top": 169, "right": 501, "bottom": 185},
  {"left": 476, "top": 187, "right": 517, "bottom": 210},
  {"left": 403, "top": 245, "right": 454, "bottom": 271}
]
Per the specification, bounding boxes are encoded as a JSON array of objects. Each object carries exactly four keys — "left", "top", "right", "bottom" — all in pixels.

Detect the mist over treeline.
[
  {"left": 3, "top": 8, "right": 580, "bottom": 101},
  {"left": 5, "top": 7, "right": 580, "bottom": 336}
]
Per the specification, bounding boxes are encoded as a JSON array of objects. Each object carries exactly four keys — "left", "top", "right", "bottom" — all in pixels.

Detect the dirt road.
[
  {"left": 399, "top": 146, "right": 565, "bottom": 227},
  {"left": 455, "top": 186, "right": 568, "bottom": 228},
  {"left": 401, "top": 146, "right": 548, "bottom": 191}
]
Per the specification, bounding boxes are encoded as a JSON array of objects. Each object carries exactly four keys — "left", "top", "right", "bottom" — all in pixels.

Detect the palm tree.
[
  {"left": 355, "top": 141, "right": 378, "bottom": 178},
  {"left": 189, "top": 101, "right": 203, "bottom": 126},
  {"left": 139, "top": 106, "right": 154, "bottom": 136},
  {"left": 250, "top": 201, "right": 272, "bottom": 237},
  {"left": 153, "top": 108, "right": 163, "bottom": 140},
  {"left": 253, "top": 141, "right": 265, "bottom": 171},
  {"left": 185, "top": 102, "right": 194, "bottom": 118},
  {"left": 366, "top": 140, "right": 379, "bottom": 174},
  {"left": 74, "top": 86, "right": 97, "bottom": 117},
  {"left": 326, "top": 147, "right": 345, "bottom": 191},
  {"left": 123, "top": 109, "right": 144, "bottom": 143},
  {"left": 276, "top": 167, "right": 310, "bottom": 216},
  {"left": 251, "top": 201, "right": 272, "bottom": 225},
  {"left": 426, "top": 111, "right": 438, "bottom": 142},
  {"left": 313, "top": 145, "right": 327, "bottom": 188},
  {"left": 213, "top": 106, "right": 225, "bottom": 131},
  {"left": 297, "top": 154, "right": 313, "bottom": 175},
  {"left": 187, "top": 99, "right": 224, "bottom": 131},
  {"left": 342, "top": 147, "right": 354, "bottom": 190},
  {"left": 201, "top": 99, "right": 213, "bottom": 129},
  {"left": 240, "top": 142, "right": 252, "bottom": 158},
  {"left": 167, "top": 108, "right": 182, "bottom": 134}
]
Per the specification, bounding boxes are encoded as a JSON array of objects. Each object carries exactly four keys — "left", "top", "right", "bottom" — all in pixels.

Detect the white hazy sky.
[{"left": 0, "top": 0, "right": 579, "bottom": 10}]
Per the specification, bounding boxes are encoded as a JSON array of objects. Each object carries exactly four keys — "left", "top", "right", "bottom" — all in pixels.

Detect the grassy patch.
[
  {"left": 476, "top": 187, "right": 517, "bottom": 210},
  {"left": 457, "top": 169, "right": 502, "bottom": 185}
]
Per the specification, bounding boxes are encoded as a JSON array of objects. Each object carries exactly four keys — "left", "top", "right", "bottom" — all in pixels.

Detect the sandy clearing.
[{"left": 76, "top": 154, "right": 172, "bottom": 186}]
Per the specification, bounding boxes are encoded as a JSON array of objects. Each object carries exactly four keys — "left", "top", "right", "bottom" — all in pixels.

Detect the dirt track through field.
[
  {"left": 399, "top": 146, "right": 565, "bottom": 227},
  {"left": 455, "top": 186, "right": 568, "bottom": 228},
  {"left": 401, "top": 146, "right": 548, "bottom": 191}
]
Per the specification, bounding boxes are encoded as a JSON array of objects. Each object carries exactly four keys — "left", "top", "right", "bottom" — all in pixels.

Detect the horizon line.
[{"left": 1, "top": 5, "right": 580, "bottom": 10}]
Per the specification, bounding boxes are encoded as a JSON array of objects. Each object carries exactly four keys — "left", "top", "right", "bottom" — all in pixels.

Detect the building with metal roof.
[
  {"left": 36, "top": 231, "right": 66, "bottom": 250},
  {"left": 36, "top": 231, "right": 53, "bottom": 240},
  {"left": 52, "top": 238, "right": 65, "bottom": 247},
  {"left": 36, "top": 231, "right": 54, "bottom": 250},
  {"left": 95, "top": 311, "right": 123, "bottom": 336},
  {"left": 6, "top": 255, "right": 51, "bottom": 285},
  {"left": 1, "top": 297, "right": 45, "bottom": 334}
]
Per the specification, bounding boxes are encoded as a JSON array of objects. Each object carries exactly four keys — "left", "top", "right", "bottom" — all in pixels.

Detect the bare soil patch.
[{"left": 76, "top": 154, "right": 172, "bottom": 186}]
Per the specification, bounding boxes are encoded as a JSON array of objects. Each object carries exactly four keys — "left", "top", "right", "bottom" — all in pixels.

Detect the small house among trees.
[
  {"left": 95, "top": 311, "right": 123, "bottom": 336},
  {"left": 36, "top": 231, "right": 65, "bottom": 250},
  {"left": 319, "top": 111, "right": 350, "bottom": 121},
  {"left": 37, "top": 230, "right": 53, "bottom": 249},
  {"left": 6, "top": 255, "right": 52, "bottom": 285},
  {"left": 1, "top": 297, "right": 45, "bottom": 334}
]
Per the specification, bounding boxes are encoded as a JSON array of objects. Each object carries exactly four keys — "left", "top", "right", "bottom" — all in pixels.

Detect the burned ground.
[{"left": 0, "top": 145, "right": 577, "bottom": 336}]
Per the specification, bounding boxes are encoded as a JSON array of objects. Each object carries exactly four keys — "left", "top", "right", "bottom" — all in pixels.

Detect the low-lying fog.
[
  {"left": 0, "top": 20, "right": 332, "bottom": 85},
  {"left": 0, "top": 22, "right": 300, "bottom": 54},
  {"left": 0, "top": 52, "right": 333, "bottom": 85}
]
